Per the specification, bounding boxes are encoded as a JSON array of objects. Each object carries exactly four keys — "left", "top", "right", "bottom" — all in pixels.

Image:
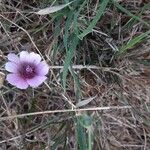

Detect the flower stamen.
[{"left": 20, "top": 63, "right": 36, "bottom": 79}]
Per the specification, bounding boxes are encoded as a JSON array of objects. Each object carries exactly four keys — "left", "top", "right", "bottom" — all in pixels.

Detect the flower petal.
[
  {"left": 8, "top": 53, "right": 20, "bottom": 63},
  {"left": 5, "top": 62, "right": 18, "bottom": 73},
  {"left": 27, "top": 76, "right": 47, "bottom": 88},
  {"left": 36, "top": 61, "right": 49, "bottom": 75},
  {"left": 29, "top": 52, "right": 41, "bottom": 64},
  {"left": 20, "top": 51, "right": 42, "bottom": 64},
  {"left": 19, "top": 51, "right": 30, "bottom": 62},
  {"left": 6, "top": 74, "right": 28, "bottom": 89}
]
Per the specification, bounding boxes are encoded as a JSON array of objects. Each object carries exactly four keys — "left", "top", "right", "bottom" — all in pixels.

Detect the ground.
[{"left": 0, "top": 0, "right": 150, "bottom": 150}]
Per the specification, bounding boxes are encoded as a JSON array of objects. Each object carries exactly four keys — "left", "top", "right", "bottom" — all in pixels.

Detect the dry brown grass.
[{"left": 0, "top": 0, "right": 150, "bottom": 149}]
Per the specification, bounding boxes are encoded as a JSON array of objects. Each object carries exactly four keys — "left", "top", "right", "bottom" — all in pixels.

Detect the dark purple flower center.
[{"left": 19, "top": 63, "right": 36, "bottom": 79}]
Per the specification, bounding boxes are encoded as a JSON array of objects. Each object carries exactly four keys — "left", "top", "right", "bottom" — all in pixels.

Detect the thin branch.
[
  {"left": 0, "top": 106, "right": 131, "bottom": 121},
  {"left": 0, "top": 14, "right": 44, "bottom": 59},
  {"left": 49, "top": 65, "right": 111, "bottom": 70}
]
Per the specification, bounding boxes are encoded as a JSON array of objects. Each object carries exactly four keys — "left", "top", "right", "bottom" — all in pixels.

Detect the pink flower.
[{"left": 5, "top": 51, "right": 49, "bottom": 89}]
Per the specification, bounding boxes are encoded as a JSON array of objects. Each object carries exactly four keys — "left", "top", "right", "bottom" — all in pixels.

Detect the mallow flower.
[{"left": 5, "top": 51, "right": 49, "bottom": 89}]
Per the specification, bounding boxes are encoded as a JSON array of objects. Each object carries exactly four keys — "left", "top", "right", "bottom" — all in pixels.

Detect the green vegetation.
[{"left": 0, "top": 0, "right": 150, "bottom": 149}]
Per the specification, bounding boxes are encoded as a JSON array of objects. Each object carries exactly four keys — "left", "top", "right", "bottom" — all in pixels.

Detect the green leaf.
[
  {"left": 76, "top": 114, "right": 94, "bottom": 150},
  {"left": 79, "top": 114, "right": 93, "bottom": 129},
  {"left": 78, "top": 0, "right": 109, "bottom": 39}
]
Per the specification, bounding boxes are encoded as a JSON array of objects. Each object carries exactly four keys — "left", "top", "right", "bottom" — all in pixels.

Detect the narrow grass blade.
[
  {"left": 62, "top": 35, "right": 79, "bottom": 90},
  {"left": 78, "top": 0, "right": 109, "bottom": 40},
  {"left": 53, "top": 16, "right": 62, "bottom": 38},
  {"left": 118, "top": 30, "right": 150, "bottom": 54},
  {"left": 35, "top": 1, "right": 74, "bottom": 15},
  {"left": 73, "top": 0, "right": 87, "bottom": 35},
  {"left": 112, "top": 0, "right": 150, "bottom": 27},
  {"left": 87, "top": 127, "right": 93, "bottom": 150},
  {"left": 63, "top": 12, "right": 74, "bottom": 50},
  {"left": 123, "top": 3, "right": 150, "bottom": 30},
  {"left": 75, "top": 117, "right": 87, "bottom": 150},
  {"left": 69, "top": 67, "right": 82, "bottom": 100},
  {"left": 52, "top": 134, "right": 65, "bottom": 150},
  {"left": 137, "top": 60, "right": 150, "bottom": 66}
]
